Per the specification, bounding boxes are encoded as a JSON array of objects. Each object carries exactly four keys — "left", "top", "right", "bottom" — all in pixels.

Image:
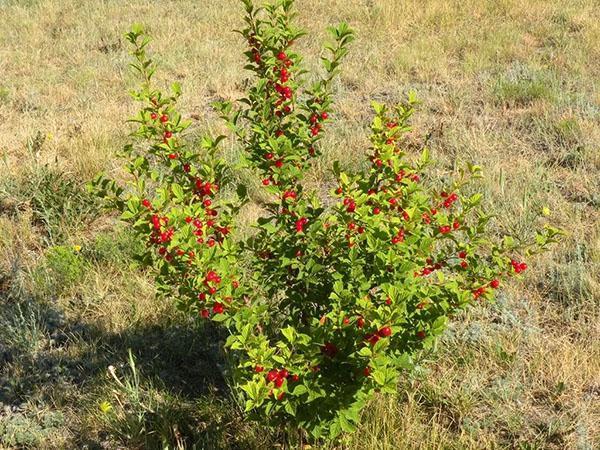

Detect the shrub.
[{"left": 92, "top": 0, "right": 561, "bottom": 442}]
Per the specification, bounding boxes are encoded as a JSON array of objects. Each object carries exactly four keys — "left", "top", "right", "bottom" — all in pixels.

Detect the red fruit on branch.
[
  {"left": 277, "top": 51, "right": 287, "bottom": 61},
  {"left": 439, "top": 225, "right": 451, "bottom": 234},
  {"left": 160, "top": 114, "right": 169, "bottom": 123},
  {"left": 378, "top": 326, "right": 392, "bottom": 337},
  {"left": 490, "top": 279, "right": 500, "bottom": 289},
  {"left": 255, "top": 365, "right": 264, "bottom": 373},
  {"left": 267, "top": 370, "right": 279, "bottom": 382},
  {"left": 321, "top": 342, "right": 338, "bottom": 357}
]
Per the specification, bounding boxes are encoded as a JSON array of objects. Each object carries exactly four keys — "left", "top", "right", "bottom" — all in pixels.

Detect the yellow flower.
[
  {"left": 542, "top": 206, "right": 551, "bottom": 217},
  {"left": 73, "top": 245, "right": 82, "bottom": 252}
]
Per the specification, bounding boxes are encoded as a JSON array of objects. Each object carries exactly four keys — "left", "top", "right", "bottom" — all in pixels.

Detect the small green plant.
[
  {"left": 33, "top": 245, "right": 86, "bottom": 296},
  {"left": 0, "top": 411, "right": 64, "bottom": 448},
  {"left": 93, "top": 0, "right": 562, "bottom": 442}
]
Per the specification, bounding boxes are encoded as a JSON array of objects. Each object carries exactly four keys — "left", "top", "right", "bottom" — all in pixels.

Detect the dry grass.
[{"left": 0, "top": 0, "right": 598, "bottom": 448}]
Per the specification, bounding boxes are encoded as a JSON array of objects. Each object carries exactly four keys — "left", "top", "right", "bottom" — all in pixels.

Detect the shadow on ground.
[{"left": 0, "top": 272, "right": 260, "bottom": 449}]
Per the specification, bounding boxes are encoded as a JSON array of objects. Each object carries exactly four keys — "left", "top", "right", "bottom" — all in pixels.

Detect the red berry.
[
  {"left": 321, "top": 342, "right": 338, "bottom": 357},
  {"left": 460, "top": 261, "right": 468, "bottom": 269},
  {"left": 417, "top": 330, "right": 426, "bottom": 340},
  {"left": 343, "top": 317, "right": 350, "bottom": 325},
  {"left": 373, "top": 207, "right": 381, "bottom": 215},
  {"left": 212, "top": 302, "right": 224, "bottom": 314},
  {"left": 458, "top": 251, "right": 467, "bottom": 259},
  {"left": 262, "top": 179, "right": 270, "bottom": 186},
  {"left": 275, "top": 160, "right": 283, "bottom": 168},
  {"left": 160, "top": 114, "right": 169, "bottom": 123},
  {"left": 291, "top": 374, "right": 299, "bottom": 382},
  {"left": 164, "top": 131, "right": 173, "bottom": 139},
  {"left": 267, "top": 370, "right": 279, "bottom": 382},
  {"left": 150, "top": 112, "right": 158, "bottom": 120},
  {"left": 378, "top": 326, "right": 392, "bottom": 337},
  {"left": 203, "top": 199, "right": 212, "bottom": 208},
  {"left": 277, "top": 392, "right": 285, "bottom": 401},
  {"left": 277, "top": 51, "right": 287, "bottom": 61},
  {"left": 363, "top": 367, "right": 371, "bottom": 377},
  {"left": 439, "top": 225, "right": 451, "bottom": 234},
  {"left": 490, "top": 279, "right": 500, "bottom": 289},
  {"left": 168, "top": 153, "right": 177, "bottom": 159},
  {"left": 200, "top": 309, "right": 209, "bottom": 318},
  {"left": 255, "top": 365, "right": 264, "bottom": 373},
  {"left": 453, "top": 220, "right": 460, "bottom": 230},
  {"left": 368, "top": 334, "right": 380, "bottom": 346},
  {"left": 278, "top": 369, "right": 289, "bottom": 379},
  {"left": 356, "top": 317, "right": 365, "bottom": 329},
  {"left": 141, "top": 199, "right": 152, "bottom": 209},
  {"left": 274, "top": 377, "right": 284, "bottom": 388},
  {"left": 321, "top": 112, "right": 328, "bottom": 120}
]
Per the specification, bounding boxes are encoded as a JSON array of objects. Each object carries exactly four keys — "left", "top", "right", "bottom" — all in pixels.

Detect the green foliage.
[
  {"left": 87, "top": 227, "right": 144, "bottom": 265},
  {"left": 0, "top": 411, "right": 64, "bottom": 448},
  {"left": 493, "top": 64, "right": 557, "bottom": 106},
  {"left": 5, "top": 161, "right": 100, "bottom": 244},
  {"left": 93, "top": 0, "right": 562, "bottom": 443},
  {"left": 33, "top": 245, "right": 86, "bottom": 296}
]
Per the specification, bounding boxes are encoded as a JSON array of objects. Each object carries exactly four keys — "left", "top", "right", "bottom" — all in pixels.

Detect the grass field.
[{"left": 1, "top": 0, "right": 599, "bottom": 448}]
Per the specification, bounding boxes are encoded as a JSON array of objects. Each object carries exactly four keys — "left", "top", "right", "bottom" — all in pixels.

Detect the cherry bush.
[{"left": 93, "top": 0, "right": 561, "bottom": 440}]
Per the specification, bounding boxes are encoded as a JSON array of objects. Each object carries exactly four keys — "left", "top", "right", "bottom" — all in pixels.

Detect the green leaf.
[{"left": 171, "top": 183, "right": 184, "bottom": 200}]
